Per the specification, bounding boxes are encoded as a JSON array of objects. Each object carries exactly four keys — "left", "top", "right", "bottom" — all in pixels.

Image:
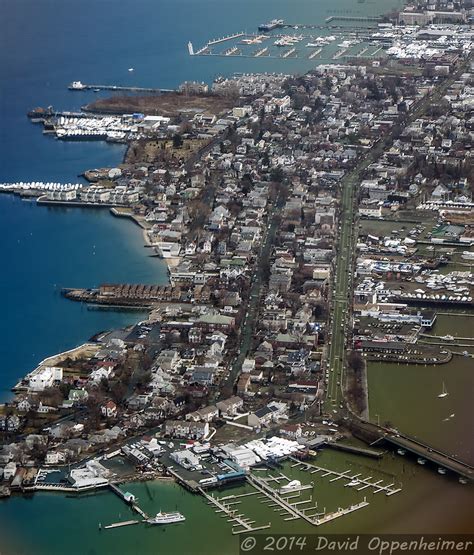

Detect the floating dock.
[
  {"left": 104, "top": 520, "right": 140, "bottom": 530},
  {"left": 199, "top": 487, "right": 271, "bottom": 535},
  {"left": 247, "top": 474, "right": 370, "bottom": 526},
  {"left": 308, "top": 48, "right": 322, "bottom": 59},
  {"left": 289, "top": 457, "right": 401, "bottom": 496}
]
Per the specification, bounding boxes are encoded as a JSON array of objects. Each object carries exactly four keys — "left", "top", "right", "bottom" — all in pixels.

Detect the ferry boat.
[
  {"left": 146, "top": 511, "right": 186, "bottom": 525},
  {"left": 68, "top": 81, "right": 87, "bottom": 90},
  {"left": 258, "top": 19, "right": 284, "bottom": 32}
]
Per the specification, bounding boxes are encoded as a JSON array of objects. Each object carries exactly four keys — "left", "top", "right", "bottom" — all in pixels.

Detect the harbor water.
[{"left": 1, "top": 0, "right": 472, "bottom": 553}]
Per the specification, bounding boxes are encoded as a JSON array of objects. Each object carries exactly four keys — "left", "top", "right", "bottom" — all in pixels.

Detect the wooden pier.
[
  {"left": 308, "top": 48, "right": 322, "bottom": 59},
  {"left": 68, "top": 84, "right": 174, "bottom": 94},
  {"left": 198, "top": 487, "right": 271, "bottom": 535},
  {"left": 208, "top": 32, "right": 245, "bottom": 45},
  {"left": 104, "top": 520, "right": 140, "bottom": 530},
  {"left": 109, "top": 483, "right": 149, "bottom": 519},
  {"left": 247, "top": 474, "right": 370, "bottom": 526},
  {"left": 325, "top": 15, "right": 382, "bottom": 23},
  {"left": 254, "top": 47, "right": 269, "bottom": 57},
  {"left": 282, "top": 48, "right": 296, "bottom": 58},
  {"left": 288, "top": 457, "right": 401, "bottom": 496}
]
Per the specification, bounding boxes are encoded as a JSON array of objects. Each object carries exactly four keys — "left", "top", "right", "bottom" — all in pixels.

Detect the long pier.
[
  {"left": 208, "top": 32, "right": 245, "bottom": 45},
  {"left": 325, "top": 441, "right": 384, "bottom": 459},
  {"left": 325, "top": 15, "right": 382, "bottom": 23},
  {"left": 104, "top": 520, "right": 140, "bottom": 530},
  {"left": 109, "top": 483, "right": 149, "bottom": 519},
  {"left": 308, "top": 48, "right": 322, "bottom": 59},
  {"left": 69, "top": 84, "right": 174, "bottom": 93},
  {"left": 288, "top": 457, "right": 401, "bottom": 495},
  {"left": 247, "top": 474, "right": 370, "bottom": 526},
  {"left": 282, "top": 48, "right": 296, "bottom": 58},
  {"left": 198, "top": 487, "right": 271, "bottom": 534}
]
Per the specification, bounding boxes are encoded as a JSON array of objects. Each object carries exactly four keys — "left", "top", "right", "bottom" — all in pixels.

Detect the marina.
[
  {"left": 288, "top": 457, "right": 402, "bottom": 495},
  {"left": 247, "top": 473, "right": 371, "bottom": 526}
]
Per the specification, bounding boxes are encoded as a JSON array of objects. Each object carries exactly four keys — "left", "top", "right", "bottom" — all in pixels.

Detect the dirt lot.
[
  {"left": 126, "top": 137, "right": 207, "bottom": 164},
  {"left": 85, "top": 92, "right": 236, "bottom": 117}
]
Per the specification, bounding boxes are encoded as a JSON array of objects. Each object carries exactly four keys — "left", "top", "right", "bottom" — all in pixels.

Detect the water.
[
  {"left": 368, "top": 313, "right": 474, "bottom": 463},
  {"left": 3, "top": 0, "right": 472, "bottom": 553},
  {"left": 1, "top": 453, "right": 473, "bottom": 555},
  {"left": 0, "top": 194, "right": 167, "bottom": 398}
]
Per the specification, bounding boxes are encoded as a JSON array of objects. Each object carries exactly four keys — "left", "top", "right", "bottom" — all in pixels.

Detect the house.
[
  {"left": 17, "top": 398, "right": 32, "bottom": 413},
  {"left": 186, "top": 405, "right": 218, "bottom": 422},
  {"left": 279, "top": 423, "right": 302, "bottom": 439},
  {"left": 242, "top": 358, "right": 256, "bottom": 373},
  {"left": 28, "top": 366, "right": 63, "bottom": 392},
  {"left": 101, "top": 400, "right": 118, "bottom": 419},
  {"left": 164, "top": 420, "right": 209, "bottom": 440},
  {"left": 3, "top": 462, "right": 17, "bottom": 480},
  {"left": 45, "top": 451, "right": 66, "bottom": 465},
  {"left": 216, "top": 396, "right": 243, "bottom": 417},
  {"left": 190, "top": 368, "right": 216, "bottom": 386},
  {"left": 237, "top": 374, "right": 251, "bottom": 395},
  {"left": 248, "top": 401, "right": 288, "bottom": 429},
  {"left": 37, "top": 402, "right": 57, "bottom": 414},
  {"left": 68, "top": 389, "right": 89, "bottom": 405}
]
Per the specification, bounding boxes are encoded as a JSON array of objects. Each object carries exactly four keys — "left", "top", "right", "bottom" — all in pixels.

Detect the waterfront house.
[
  {"left": 28, "top": 367, "right": 63, "bottom": 392},
  {"left": 3, "top": 462, "right": 17, "bottom": 481}
]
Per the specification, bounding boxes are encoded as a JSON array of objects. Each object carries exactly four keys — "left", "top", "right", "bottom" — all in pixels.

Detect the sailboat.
[{"left": 438, "top": 382, "right": 448, "bottom": 398}]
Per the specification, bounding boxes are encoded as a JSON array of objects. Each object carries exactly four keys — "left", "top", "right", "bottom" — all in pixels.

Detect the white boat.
[
  {"left": 438, "top": 468, "right": 446, "bottom": 475},
  {"left": 69, "top": 81, "right": 86, "bottom": 90},
  {"left": 438, "top": 382, "right": 448, "bottom": 398},
  {"left": 346, "top": 479, "right": 360, "bottom": 487},
  {"left": 397, "top": 449, "right": 406, "bottom": 456},
  {"left": 128, "top": 67, "right": 134, "bottom": 72},
  {"left": 417, "top": 458, "right": 426, "bottom": 465},
  {"left": 279, "top": 479, "right": 302, "bottom": 494},
  {"left": 146, "top": 511, "right": 185, "bottom": 525},
  {"left": 459, "top": 478, "right": 467, "bottom": 484}
]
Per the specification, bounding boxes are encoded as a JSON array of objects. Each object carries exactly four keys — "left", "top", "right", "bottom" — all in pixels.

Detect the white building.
[
  {"left": 29, "top": 367, "right": 63, "bottom": 392},
  {"left": 3, "top": 462, "right": 17, "bottom": 480}
]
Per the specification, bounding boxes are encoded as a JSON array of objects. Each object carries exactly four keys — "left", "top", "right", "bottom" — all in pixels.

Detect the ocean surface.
[{"left": 1, "top": 0, "right": 472, "bottom": 553}]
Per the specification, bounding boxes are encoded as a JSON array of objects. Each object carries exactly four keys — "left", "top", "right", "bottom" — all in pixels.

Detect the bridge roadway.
[{"left": 383, "top": 432, "right": 474, "bottom": 481}]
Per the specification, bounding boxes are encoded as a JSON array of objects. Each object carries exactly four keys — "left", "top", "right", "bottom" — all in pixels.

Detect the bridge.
[
  {"left": 380, "top": 432, "right": 474, "bottom": 482},
  {"left": 348, "top": 418, "right": 474, "bottom": 482}
]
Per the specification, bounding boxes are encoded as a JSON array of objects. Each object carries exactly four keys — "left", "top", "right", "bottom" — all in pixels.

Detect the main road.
[{"left": 324, "top": 55, "right": 473, "bottom": 415}]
